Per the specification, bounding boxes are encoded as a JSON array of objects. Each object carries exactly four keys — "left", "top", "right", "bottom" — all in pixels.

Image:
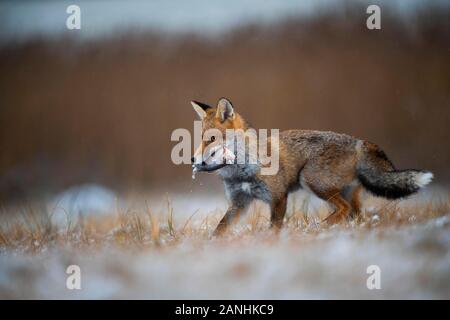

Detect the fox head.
[{"left": 190, "top": 98, "right": 247, "bottom": 171}]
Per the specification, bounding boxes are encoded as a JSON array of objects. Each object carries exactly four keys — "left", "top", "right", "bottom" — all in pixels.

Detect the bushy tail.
[{"left": 357, "top": 142, "right": 433, "bottom": 199}]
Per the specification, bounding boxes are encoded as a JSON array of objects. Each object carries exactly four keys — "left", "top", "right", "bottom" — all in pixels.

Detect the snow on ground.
[
  {"left": 50, "top": 184, "right": 122, "bottom": 226},
  {"left": 0, "top": 213, "right": 449, "bottom": 299},
  {"left": 0, "top": 186, "right": 449, "bottom": 299}
]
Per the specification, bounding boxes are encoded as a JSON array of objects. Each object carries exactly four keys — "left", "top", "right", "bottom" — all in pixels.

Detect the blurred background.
[{"left": 0, "top": 0, "right": 449, "bottom": 208}]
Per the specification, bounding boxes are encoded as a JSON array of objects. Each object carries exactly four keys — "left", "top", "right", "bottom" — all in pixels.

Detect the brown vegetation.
[
  {"left": 1, "top": 191, "right": 448, "bottom": 253},
  {"left": 0, "top": 7, "right": 449, "bottom": 203}
]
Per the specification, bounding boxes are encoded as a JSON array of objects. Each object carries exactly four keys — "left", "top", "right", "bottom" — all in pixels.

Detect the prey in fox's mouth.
[
  {"left": 191, "top": 144, "right": 236, "bottom": 179},
  {"left": 193, "top": 162, "right": 227, "bottom": 172}
]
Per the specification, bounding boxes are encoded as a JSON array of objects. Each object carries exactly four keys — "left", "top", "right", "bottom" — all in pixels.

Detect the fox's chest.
[{"left": 224, "top": 179, "right": 271, "bottom": 204}]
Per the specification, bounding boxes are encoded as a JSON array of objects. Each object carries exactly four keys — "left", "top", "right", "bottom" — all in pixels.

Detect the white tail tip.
[{"left": 415, "top": 172, "right": 434, "bottom": 188}]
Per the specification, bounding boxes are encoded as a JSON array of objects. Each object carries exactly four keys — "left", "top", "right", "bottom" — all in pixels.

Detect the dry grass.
[
  {"left": 1, "top": 190, "right": 449, "bottom": 299},
  {"left": 1, "top": 191, "right": 449, "bottom": 254}
]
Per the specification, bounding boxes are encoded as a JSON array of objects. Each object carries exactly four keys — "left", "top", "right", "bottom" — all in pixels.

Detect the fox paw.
[{"left": 322, "top": 212, "right": 345, "bottom": 225}]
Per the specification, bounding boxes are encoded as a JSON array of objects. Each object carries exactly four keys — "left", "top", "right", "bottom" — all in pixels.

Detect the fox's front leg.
[
  {"left": 213, "top": 205, "right": 243, "bottom": 236},
  {"left": 270, "top": 194, "right": 287, "bottom": 230}
]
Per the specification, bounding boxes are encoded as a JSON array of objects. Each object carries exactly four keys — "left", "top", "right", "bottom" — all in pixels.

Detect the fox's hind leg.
[
  {"left": 341, "top": 184, "right": 363, "bottom": 219},
  {"left": 301, "top": 177, "right": 352, "bottom": 224},
  {"left": 303, "top": 181, "right": 351, "bottom": 224},
  {"left": 322, "top": 193, "right": 352, "bottom": 224},
  {"left": 349, "top": 185, "right": 363, "bottom": 219},
  {"left": 301, "top": 165, "right": 354, "bottom": 224}
]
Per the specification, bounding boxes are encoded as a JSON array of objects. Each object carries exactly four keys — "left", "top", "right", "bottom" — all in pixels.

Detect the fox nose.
[{"left": 191, "top": 157, "right": 206, "bottom": 166}]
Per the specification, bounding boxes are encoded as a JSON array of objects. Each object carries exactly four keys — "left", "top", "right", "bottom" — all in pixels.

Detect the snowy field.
[{"left": 0, "top": 186, "right": 449, "bottom": 299}]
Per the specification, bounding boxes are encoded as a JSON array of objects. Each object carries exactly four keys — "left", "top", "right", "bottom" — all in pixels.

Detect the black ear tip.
[
  {"left": 218, "top": 97, "right": 233, "bottom": 106},
  {"left": 192, "top": 100, "right": 212, "bottom": 110}
]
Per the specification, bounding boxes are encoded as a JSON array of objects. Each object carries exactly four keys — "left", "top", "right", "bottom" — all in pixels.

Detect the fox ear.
[
  {"left": 191, "top": 100, "right": 211, "bottom": 120},
  {"left": 216, "top": 98, "right": 235, "bottom": 122}
]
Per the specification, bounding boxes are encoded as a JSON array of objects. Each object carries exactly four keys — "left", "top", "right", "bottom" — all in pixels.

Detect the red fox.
[{"left": 191, "top": 98, "right": 433, "bottom": 235}]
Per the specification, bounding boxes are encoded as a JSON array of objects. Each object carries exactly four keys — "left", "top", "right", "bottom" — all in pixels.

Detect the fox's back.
[
  {"left": 281, "top": 129, "right": 358, "bottom": 154},
  {"left": 279, "top": 129, "right": 359, "bottom": 168}
]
